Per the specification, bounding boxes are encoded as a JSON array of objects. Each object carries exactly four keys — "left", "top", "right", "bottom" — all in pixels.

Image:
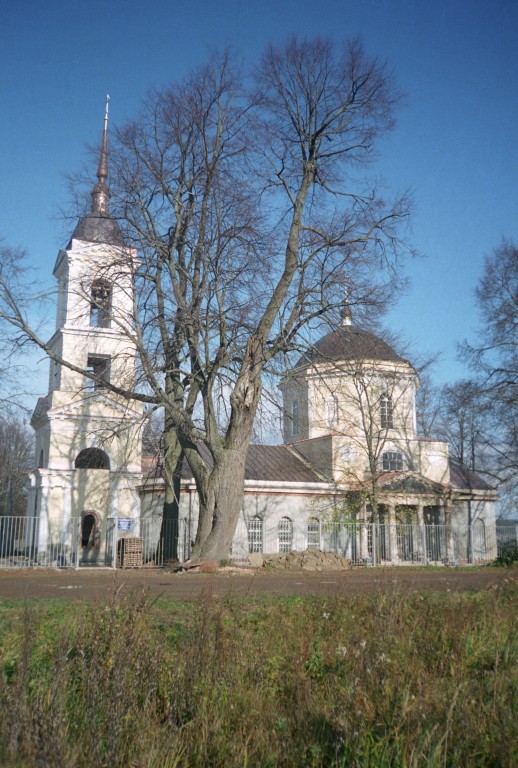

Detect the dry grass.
[{"left": 0, "top": 578, "right": 516, "bottom": 767}]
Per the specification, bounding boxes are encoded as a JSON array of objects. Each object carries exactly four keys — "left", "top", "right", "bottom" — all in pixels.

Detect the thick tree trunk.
[
  {"left": 193, "top": 448, "right": 249, "bottom": 562},
  {"left": 191, "top": 362, "right": 261, "bottom": 562}
]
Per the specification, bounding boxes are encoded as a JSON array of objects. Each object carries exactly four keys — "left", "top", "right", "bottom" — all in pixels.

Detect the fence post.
[
  {"left": 112, "top": 518, "right": 118, "bottom": 569},
  {"left": 371, "top": 523, "right": 376, "bottom": 566},
  {"left": 422, "top": 524, "right": 428, "bottom": 566},
  {"left": 74, "top": 517, "right": 81, "bottom": 570}
]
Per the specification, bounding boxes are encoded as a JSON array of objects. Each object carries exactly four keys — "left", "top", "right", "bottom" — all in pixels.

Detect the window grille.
[
  {"left": 380, "top": 393, "right": 393, "bottom": 429},
  {"left": 248, "top": 516, "right": 263, "bottom": 553},
  {"left": 278, "top": 516, "right": 293, "bottom": 553},
  {"left": 307, "top": 517, "right": 321, "bottom": 548},
  {"left": 382, "top": 451, "right": 404, "bottom": 471}
]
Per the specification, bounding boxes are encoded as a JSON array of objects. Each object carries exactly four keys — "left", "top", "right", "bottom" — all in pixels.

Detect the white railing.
[{"left": 0, "top": 516, "right": 513, "bottom": 569}]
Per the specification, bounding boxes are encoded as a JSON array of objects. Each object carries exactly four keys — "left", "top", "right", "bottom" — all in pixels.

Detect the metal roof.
[
  {"left": 70, "top": 214, "right": 123, "bottom": 246},
  {"left": 449, "top": 461, "right": 495, "bottom": 491},
  {"left": 294, "top": 326, "right": 406, "bottom": 369},
  {"left": 145, "top": 442, "right": 322, "bottom": 483}
]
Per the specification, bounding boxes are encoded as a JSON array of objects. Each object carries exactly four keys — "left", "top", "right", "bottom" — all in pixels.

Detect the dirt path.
[{"left": 0, "top": 566, "right": 514, "bottom": 603}]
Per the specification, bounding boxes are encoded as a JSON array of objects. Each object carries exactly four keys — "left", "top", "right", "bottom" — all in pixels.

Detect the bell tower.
[{"left": 28, "top": 99, "right": 143, "bottom": 563}]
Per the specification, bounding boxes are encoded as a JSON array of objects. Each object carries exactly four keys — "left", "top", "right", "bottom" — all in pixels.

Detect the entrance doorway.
[{"left": 80, "top": 511, "right": 101, "bottom": 564}]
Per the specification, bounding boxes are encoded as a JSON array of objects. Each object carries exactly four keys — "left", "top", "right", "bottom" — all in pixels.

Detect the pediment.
[
  {"left": 377, "top": 472, "right": 445, "bottom": 495},
  {"left": 46, "top": 392, "right": 142, "bottom": 422}
]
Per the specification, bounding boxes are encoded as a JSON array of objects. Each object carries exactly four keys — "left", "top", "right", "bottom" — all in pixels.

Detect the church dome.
[
  {"left": 71, "top": 213, "right": 123, "bottom": 246},
  {"left": 295, "top": 325, "right": 407, "bottom": 368}
]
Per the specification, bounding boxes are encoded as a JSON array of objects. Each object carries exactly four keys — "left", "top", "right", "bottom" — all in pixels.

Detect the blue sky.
[{"left": 1, "top": 0, "right": 517, "bottom": 394}]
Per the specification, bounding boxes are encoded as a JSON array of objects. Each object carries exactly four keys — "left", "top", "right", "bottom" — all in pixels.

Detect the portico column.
[
  {"left": 388, "top": 503, "right": 399, "bottom": 563},
  {"left": 444, "top": 498, "right": 455, "bottom": 563},
  {"left": 416, "top": 502, "right": 426, "bottom": 564},
  {"left": 37, "top": 471, "right": 50, "bottom": 559}
]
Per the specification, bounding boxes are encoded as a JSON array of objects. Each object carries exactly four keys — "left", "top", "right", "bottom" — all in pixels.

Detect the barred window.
[
  {"left": 278, "top": 516, "right": 293, "bottom": 553},
  {"left": 248, "top": 516, "right": 263, "bottom": 553},
  {"left": 382, "top": 451, "right": 404, "bottom": 471},
  {"left": 380, "top": 393, "right": 393, "bottom": 429},
  {"left": 307, "top": 517, "right": 321, "bottom": 549}
]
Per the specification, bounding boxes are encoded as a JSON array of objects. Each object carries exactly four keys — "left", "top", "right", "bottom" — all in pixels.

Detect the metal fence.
[
  {"left": 0, "top": 515, "right": 513, "bottom": 569},
  {"left": 231, "top": 519, "right": 465, "bottom": 565}
]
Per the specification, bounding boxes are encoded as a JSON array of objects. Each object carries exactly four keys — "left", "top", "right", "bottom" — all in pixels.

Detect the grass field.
[{"left": 0, "top": 577, "right": 517, "bottom": 767}]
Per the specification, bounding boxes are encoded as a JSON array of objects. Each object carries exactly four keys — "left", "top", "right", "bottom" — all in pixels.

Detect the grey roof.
[
  {"left": 70, "top": 214, "right": 123, "bottom": 246},
  {"left": 145, "top": 442, "right": 322, "bottom": 483},
  {"left": 244, "top": 444, "right": 322, "bottom": 482},
  {"left": 295, "top": 326, "right": 406, "bottom": 369},
  {"left": 449, "top": 461, "right": 495, "bottom": 491}
]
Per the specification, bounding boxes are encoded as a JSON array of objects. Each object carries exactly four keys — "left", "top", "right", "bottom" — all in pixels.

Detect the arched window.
[
  {"left": 307, "top": 517, "right": 321, "bottom": 549},
  {"left": 380, "top": 393, "right": 393, "bottom": 429},
  {"left": 90, "top": 279, "right": 112, "bottom": 328},
  {"left": 473, "top": 519, "right": 486, "bottom": 556},
  {"left": 278, "top": 516, "right": 293, "bottom": 553},
  {"left": 75, "top": 448, "right": 110, "bottom": 470},
  {"left": 291, "top": 400, "right": 299, "bottom": 437},
  {"left": 382, "top": 451, "right": 403, "bottom": 471},
  {"left": 327, "top": 395, "right": 339, "bottom": 427},
  {"left": 248, "top": 516, "right": 263, "bottom": 553}
]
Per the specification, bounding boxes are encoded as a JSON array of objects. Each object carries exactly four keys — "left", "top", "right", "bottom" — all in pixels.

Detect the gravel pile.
[{"left": 261, "top": 549, "right": 351, "bottom": 571}]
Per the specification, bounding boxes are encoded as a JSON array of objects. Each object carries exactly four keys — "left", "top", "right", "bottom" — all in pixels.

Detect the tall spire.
[{"left": 91, "top": 95, "right": 110, "bottom": 216}]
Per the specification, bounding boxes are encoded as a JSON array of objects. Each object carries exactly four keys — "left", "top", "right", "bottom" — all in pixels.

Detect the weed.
[{"left": 0, "top": 584, "right": 516, "bottom": 766}]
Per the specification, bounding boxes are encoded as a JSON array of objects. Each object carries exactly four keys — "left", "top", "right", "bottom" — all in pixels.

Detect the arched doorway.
[{"left": 80, "top": 510, "right": 101, "bottom": 564}]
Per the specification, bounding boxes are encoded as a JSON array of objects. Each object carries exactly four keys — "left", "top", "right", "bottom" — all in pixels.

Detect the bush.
[{"left": 494, "top": 542, "right": 518, "bottom": 567}]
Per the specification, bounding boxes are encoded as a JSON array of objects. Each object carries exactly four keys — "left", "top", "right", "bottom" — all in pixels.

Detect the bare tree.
[
  {"left": 459, "top": 241, "right": 517, "bottom": 513},
  {"left": 461, "top": 241, "right": 517, "bottom": 404},
  {"left": 0, "top": 417, "right": 33, "bottom": 517},
  {"left": 0, "top": 244, "right": 41, "bottom": 418},
  {"left": 0, "top": 38, "right": 413, "bottom": 561},
  {"left": 308, "top": 355, "right": 420, "bottom": 518}
]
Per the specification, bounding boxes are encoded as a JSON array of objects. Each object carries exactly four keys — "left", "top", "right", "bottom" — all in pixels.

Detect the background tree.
[
  {"left": 0, "top": 417, "right": 33, "bottom": 517},
  {"left": 325, "top": 355, "right": 421, "bottom": 519},
  {"left": 0, "top": 38, "right": 413, "bottom": 561},
  {"left": 459, "top": 241, "right": 517, "bottom": 515}
]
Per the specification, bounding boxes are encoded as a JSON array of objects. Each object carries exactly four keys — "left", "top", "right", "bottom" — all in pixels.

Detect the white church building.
[{"left": 26, "top": 112, "right": 497, "bottom": 568}]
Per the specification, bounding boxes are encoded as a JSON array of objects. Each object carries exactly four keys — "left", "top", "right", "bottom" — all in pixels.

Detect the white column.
[
  {"left": 445, "top": 499, "right": 456, "bottom": 563},
  {"left": 37, "top": 472, "right": 50, "bottom": 557},
  {"left": 388, "top": 503, "right": 399, "bottom": 563}
]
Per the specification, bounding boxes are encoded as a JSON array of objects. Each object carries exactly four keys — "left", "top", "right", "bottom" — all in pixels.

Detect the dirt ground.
[{"left": 0, "top": 566, "right": 515, "bottom": 603}]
